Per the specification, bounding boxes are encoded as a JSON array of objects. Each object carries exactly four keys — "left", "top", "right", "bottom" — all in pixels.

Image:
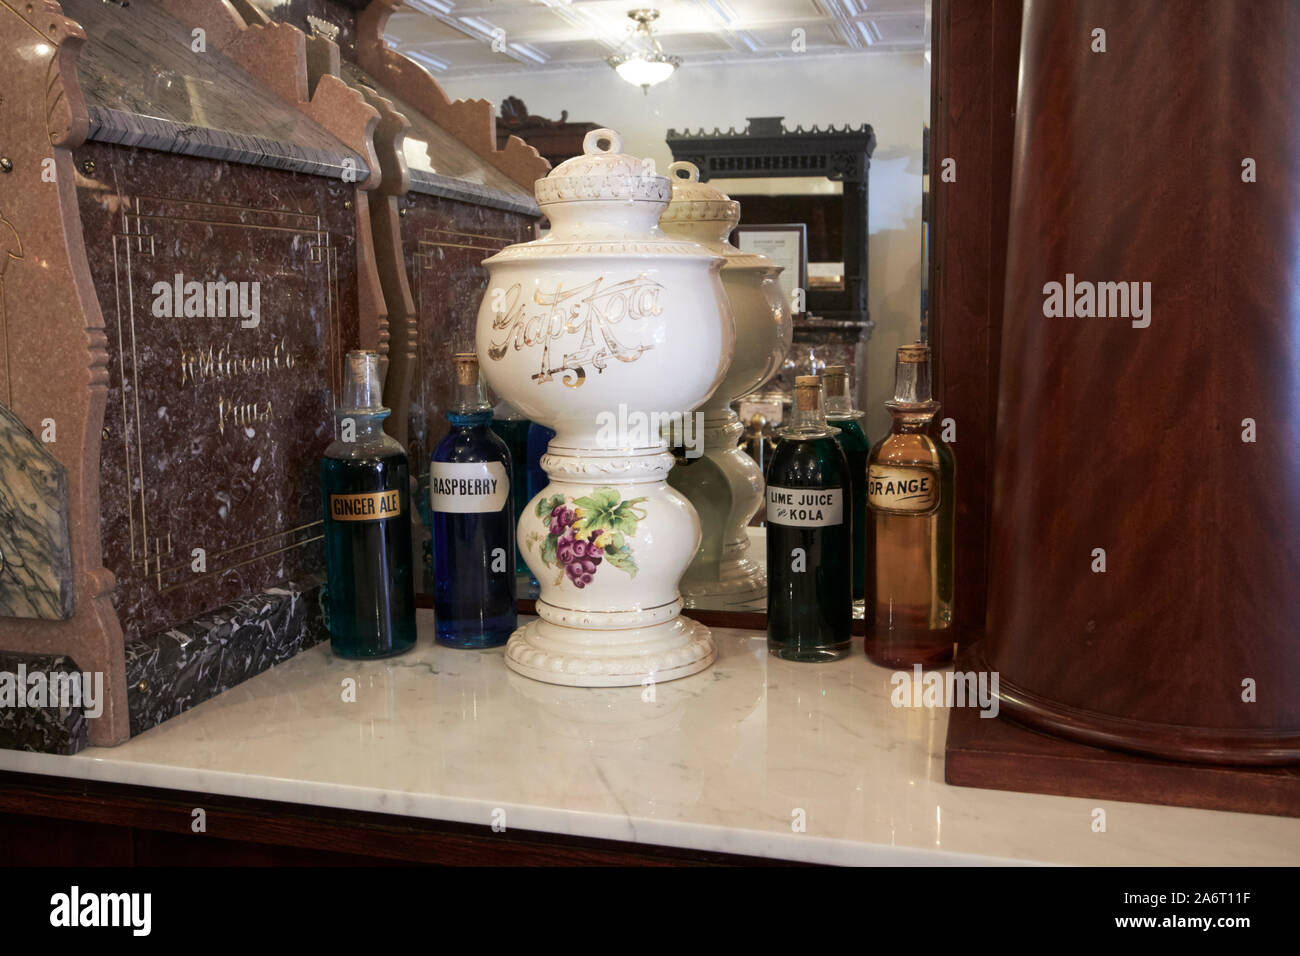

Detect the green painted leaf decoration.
[
  {"left": 535, "top": 493, "right": 566, "bottom": 519},
  {"left": 603, "top": 543, "right": 638, "bottom": 577},
  {"left": 573, "top": 488, "right": 648, "bottom": 539},
  {"left": 540, "top": 534, "right": 558, "bottom": 569}
]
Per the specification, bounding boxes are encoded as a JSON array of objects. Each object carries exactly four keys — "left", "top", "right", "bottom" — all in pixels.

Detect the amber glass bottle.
[{"left": 864, "top": 343, "right": 955, "bottom": 668}]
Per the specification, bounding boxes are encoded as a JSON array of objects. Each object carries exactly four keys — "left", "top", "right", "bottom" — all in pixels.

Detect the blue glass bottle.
[
  {"left": 430, "top": 353, "right": 517, "bottom": 647},
  {"left": 321, "top": 351, "right": 417, "bottom": 659}
]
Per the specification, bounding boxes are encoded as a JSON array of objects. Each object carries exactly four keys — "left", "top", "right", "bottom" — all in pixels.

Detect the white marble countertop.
[{"left": 2, "top": 612, "right": 1296, "bottom": 865}]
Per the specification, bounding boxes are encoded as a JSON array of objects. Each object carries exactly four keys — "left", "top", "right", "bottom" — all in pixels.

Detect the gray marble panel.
[
  {"left": 0, "top": 404, "right": 72, "bottom": 620},
  {"left": 339, "top": 60, "right": 537, "bottom": 214},
  {"left": 408, "top": 169, "right": 540, "bottom": 216},
  {"left": 63, "top": 0, "right": 370, "bottom": 180}
]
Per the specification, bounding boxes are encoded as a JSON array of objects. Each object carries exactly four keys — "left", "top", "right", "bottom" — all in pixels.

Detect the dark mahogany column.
[{"left": 974, "top": 0, "right": 1300, "bottom": 765}]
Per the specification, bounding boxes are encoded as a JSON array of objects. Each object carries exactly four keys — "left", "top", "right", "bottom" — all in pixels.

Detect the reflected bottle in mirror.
[
  {"left": 823, "top": 365, "right": 869, "bottom": 611},
  {"left": 321, "top": 350, "right": 417, "bottom": 659},
  {"left": 764, "top": 375, "right": 853, "bottom": 661},
  {"left": 431, "top": 353, "right": 517, "bottom": 648},
  {"left": 490, "top": 399, "right": 531, "bottom": 579},
  {"left": 865, "top": 343, "right": 955, "bottom": 668}
]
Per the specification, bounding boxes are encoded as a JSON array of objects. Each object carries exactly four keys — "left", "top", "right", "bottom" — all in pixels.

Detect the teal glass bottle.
[
  {"left": 823, "top": 366, "right": 870, "bottom": 605},
  {"left": 320, "top": 351, "right": 417, "bottom": 659},
  {"left": 430, "top": 353, "right": 517, "bottom": 648},
  {"left": 765, "top": 375, "right": 853, "bottom": 661},
  {"left": 490, "top": 400, "right": 531, "bottom": 578}
]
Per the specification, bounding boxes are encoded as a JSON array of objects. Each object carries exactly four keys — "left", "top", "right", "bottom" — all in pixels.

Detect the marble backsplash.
[{"left": 75, "top": 141, "right": 359, "bottom": 641}]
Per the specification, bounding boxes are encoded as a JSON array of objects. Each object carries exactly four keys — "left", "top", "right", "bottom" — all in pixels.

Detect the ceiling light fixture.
[{"left": 605, "top": 9, "right": 682, "bottom": 94}]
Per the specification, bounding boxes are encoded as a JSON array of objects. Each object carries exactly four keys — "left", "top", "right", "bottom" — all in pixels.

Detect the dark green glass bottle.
[
  {"left": 321, "top": 351, "right": 417, "bottom": 659},
  {"left": 823, "top": 366, "right": 870, "bottom": 605},
  {"left": 765, "top": 375, "right": 853, "bottom": 661}
]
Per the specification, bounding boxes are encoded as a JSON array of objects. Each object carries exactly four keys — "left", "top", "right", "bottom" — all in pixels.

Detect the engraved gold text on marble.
[
  {"left": 176, "top": 340, "right": 296, "bottom": 436},
  {"left": 179, "top": 339, "right": 297, "bottom": 387}
]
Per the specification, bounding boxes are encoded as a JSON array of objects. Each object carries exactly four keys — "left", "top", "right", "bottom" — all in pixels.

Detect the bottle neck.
[
  {"left": 886, "top": 354, "right": 939, "bottom": 431},
  {"left": 449, "top": 378, "right": 492, "bottom": 426},
  {"left": 823, "top": 377, "right": 860, "bottom": 420},
  {"left": 781, "top": 388, "right": 835, "bottom": 439},
  {"left": 336, "top": 408, "right": 389, "bottom": 439}
]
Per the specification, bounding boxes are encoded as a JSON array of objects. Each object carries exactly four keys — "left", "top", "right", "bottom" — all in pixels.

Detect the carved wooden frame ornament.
[
  {"left": 0, "top": 0, "right": 128, "bottom": 743},
  {"left": 353, "top": 0, "right": 549, "bottom": 190}
]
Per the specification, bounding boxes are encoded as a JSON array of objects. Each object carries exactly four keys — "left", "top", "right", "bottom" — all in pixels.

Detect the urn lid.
[
  {"left": 661, "top": 161, "right": 741, "bottom": 228},
  {"left": 535, "top": 128, "right": 670, "bottom": 206}
]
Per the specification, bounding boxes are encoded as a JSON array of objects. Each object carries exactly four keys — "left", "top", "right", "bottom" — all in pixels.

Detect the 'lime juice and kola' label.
[{"left": 766, "top": 487, "right": 844, "bottom": 527}]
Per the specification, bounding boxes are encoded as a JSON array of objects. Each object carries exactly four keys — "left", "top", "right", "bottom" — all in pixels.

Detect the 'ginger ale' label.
[
  {"left": 867, "top": 464, "right": 939, "bottom": 515},
  {"left": 430, "top": 461, "right": 509, "bottom": 514},
  {"left": 766, "top": 487, "right": 844, "bottom": 527},
  {"left": 330, "top": 490, "right": 403, "bottom": 522}
]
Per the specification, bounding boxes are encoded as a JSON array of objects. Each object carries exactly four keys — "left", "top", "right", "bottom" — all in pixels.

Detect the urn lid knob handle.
[
  {"left": 584, "top": 128, "right": 623, "bottom": 155},
  {"left": 669, "top": 161, "right": 700, "bottom": 183}
]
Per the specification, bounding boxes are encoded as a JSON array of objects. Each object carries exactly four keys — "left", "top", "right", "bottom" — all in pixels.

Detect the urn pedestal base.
[
  {"left": 672, "top": 411, "right": 768, "bottom": 610},
  {"left": 504, "top": 615, "right": 715, "bottom": 687},
  {"left": 680, "top": 556, "right": 765, "bottom": 609}
]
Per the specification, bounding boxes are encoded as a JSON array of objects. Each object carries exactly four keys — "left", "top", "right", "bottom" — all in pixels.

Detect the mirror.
[{"left": 388, "top": 1, "right": 932, "bottom": 625}]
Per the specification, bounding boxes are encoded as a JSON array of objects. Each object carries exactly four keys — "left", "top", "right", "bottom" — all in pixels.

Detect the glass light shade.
[{"left": 614, "top": 55, "right": 676, "bottom": 88}]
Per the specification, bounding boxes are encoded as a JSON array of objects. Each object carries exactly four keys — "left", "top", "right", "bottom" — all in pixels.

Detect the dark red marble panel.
[
  {"left": 75, "top": 142, "right": 362, "bottom": 639},
  {"left": 399, "top": 194, "right": 532, "bottom": 479}
]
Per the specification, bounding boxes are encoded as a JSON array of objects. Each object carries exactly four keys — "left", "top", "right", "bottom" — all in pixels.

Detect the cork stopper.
[
  {"left": 795, "top": 375, "right": 821, "bottom": 410},
  {"left": 454, "top": 352, "right": 479, "bottom": 386},
  {"left": 341, "top": 350, "right": 383, "bottom": 412},
  {"left": 890, "top": 341, "right": 935, "bottom": 408}
]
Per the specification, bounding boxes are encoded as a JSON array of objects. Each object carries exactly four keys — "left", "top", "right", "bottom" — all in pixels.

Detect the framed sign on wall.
[{"left": 734, "top": 224, "right": 808, "bottom": 313}]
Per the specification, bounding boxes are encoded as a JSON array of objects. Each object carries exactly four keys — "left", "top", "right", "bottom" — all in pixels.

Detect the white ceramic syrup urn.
[
  {"left": 476, "top": 130, "right": 735, "bottom": 686},
  {"left": 661, "top": 162, "right": 792, "bottom": 606}
]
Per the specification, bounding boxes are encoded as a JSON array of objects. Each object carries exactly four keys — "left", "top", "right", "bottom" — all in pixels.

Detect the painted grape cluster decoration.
[{"left": 528, "top": 487, "right": 646, "bottom": 588}]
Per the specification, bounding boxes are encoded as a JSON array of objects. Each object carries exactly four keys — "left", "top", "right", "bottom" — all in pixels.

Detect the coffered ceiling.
[{"left": 387, "top": 0, "right": 927, "bottom": 78}]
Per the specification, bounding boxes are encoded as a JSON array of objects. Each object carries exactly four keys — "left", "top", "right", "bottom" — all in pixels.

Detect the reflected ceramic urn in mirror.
[
  {"left": 661, "top": 161, "right": 792, "bottom": 608},
  {"left": 476, "top": 129, "right": 735, "bottom": 686}
]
